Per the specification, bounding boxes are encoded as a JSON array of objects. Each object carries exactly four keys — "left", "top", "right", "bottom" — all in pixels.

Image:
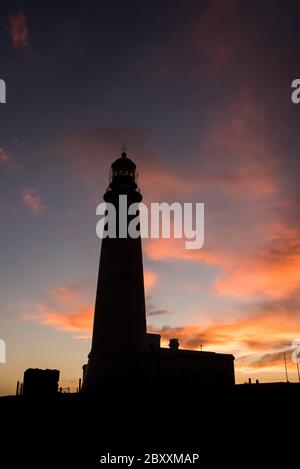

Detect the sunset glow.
[{"left": 1, "top": 0, "right": 300, "bottom": 395}]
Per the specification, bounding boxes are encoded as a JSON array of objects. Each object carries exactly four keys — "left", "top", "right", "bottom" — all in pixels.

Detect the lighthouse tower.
[
  {"left": 82, "top": 151, "right": 235, "bottom": 393},
  {"left": 83, "top": 151, "right": 147, "bottom": 391}
]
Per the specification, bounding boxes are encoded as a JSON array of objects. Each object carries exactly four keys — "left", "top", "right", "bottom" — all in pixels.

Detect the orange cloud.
[
  {"left": 22, "top": 187, "right": 45, "bottom": 214},
  {"left": 24, "top": 282, "right": 94, "bottom": 336},
  {"left": 41, "top": 304, "right": 93, "bottom": 333},
  {"left": 24, "top": 278, "right": 300, "bottom": 377},
  {"left": 26, "top": 273, "right": 158, "bottom": 336},
  {"left": 50, "top": 280, "right": 90, "bottom": 302},
  {"left": 58, "top": 89, "right": 299, "bottom": 380},
  {"left": 214, "top": 224, "right": 300, "bottom": 298},
  {"left": 144, "top": 270, "right": 158, "bottom": 291},
  {"left": 245, "top": 349, "right": 293, "bottom": 369},
  {"left": 150, "top": 304, "right": 300, "bottom": 372},
  {"left": 144, "top": 224, "right": 300, "bottom": 300},
  {"left": 9, "top": 11, "right": 29, "bottom": 50},
  {"left": 144, "top": 238, "right": 227, "bottom": 270}
]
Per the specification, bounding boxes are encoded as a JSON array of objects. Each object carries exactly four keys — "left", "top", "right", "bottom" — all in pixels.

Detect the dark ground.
[{"left": 0, "top": 383, "right": 299, "bottom": 466}]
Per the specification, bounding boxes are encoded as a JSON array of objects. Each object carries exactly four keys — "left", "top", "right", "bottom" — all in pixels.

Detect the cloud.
[
  {"left": 146, "top": 0, "right": 239, "bottom": 84},
  {"left": 21, "top": 187, "right": 45, "bottom": 214},
  {"left": 0, "top": 148, "right": 10, "bottom": 163},
  {"left": 144, "top": 238, "right": 226, "bottom": 266},
  {"left": 139, "top": 89, "right": 300, "bottom": 302},
  {"left": 9, "top": 10, "right": 30, "bottom": 50},
  {"left": 147, "top": 287, "right": 300, "bottom": 372},
  {"left": 192, "top": 0, "right": 239, "bottom": 73},
  {"left": 141, "top": 167, "right": 198, "bottom": 200},
  {"left": 23, "top": 279, "right": 300, "bottom": 376},
  {"left": 143, "top": 270, "right": 158, "bottom": 291},
  {"left": 147, "top": 309, "right": 169, "bottom": 317},
  {"left": 246, "top": 349, "right": 292, "bottom": 369},
  {"left": 0, "top": 147, "right": 21, "bottom": 170},
  {"left": 64, "top": 125, "right": 155, "bottom": 187},
  {"left": 214, "top": 224, "right": 300, "bottom": 298},
  {"left": 197, "top": 90, "right": 280, "bottom": 201},
  {"left": 24, "top": 281, "right": 93, "bottom": 336},
  {"left": 41, "top": 304, "right": 93, "bottom": 333},
  {"left": 25, "top": 273, "right": 158, "bottom": 337},
  {"left": 63, "top": 93, "right": 300, "bottom": 307},
  {"left": 55, "top": 11, "right": 300, "bottom": 382},
  {"left": 150, "top": 303, "right": 300, "bottom": 371},
  {"left": 62, "top": 95, "right": 277, "bottom": 204}
]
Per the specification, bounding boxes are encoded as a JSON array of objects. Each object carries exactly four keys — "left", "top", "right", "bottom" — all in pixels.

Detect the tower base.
[{"left": 82, "top": 348, "right": 235, "bottom": 393}]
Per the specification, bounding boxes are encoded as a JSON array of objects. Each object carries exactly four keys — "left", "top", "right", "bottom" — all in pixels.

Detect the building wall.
[{"left": 156, "top": 350, "right": 235, "bottom": 389}]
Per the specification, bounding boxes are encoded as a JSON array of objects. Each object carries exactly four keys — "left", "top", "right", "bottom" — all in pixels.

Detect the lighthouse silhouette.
[
  {"left": 83, "top": 151, "right": 148, "bottom": 391},
  {"left": 83, "top": 151, "right": 235, "bottom": 393}
]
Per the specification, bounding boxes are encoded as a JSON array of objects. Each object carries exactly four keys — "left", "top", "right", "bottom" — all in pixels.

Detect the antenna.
[
  {"left": 284, "top": 352, "right": 289, "bottom": 383},
  {"left": 121, "top": 145, "right": 127, "bottom": 159}
]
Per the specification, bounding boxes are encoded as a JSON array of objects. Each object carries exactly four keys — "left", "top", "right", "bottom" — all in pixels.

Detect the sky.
[{"left": 1, "top": 0, "right": 300, "bottom": 395}]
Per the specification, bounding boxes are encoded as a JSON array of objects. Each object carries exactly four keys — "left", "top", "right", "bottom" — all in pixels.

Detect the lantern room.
[{"left": 108, "top": 151, "right": 139, "bottom": 192}]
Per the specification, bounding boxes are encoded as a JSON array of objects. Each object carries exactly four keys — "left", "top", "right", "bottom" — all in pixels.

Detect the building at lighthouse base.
[{"left": 82, "top": 333, "right": 235, "bottom": 392}]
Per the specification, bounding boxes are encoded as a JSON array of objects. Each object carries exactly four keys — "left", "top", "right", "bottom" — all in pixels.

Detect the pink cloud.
[
  {"left": 192, "top": 0, "right": 238, "bottom": 73},
  {"left": 0, "top": 148, "right": 10, "bottom": 163},
  {"left": 22, "top": 187, "right": 45, "bottom": 214},
  {"left": 9, "top": 10, "right": 30, "bottom": 50},
  {"left": 0, "top": 148, "right": 21, "bottom": 170}
]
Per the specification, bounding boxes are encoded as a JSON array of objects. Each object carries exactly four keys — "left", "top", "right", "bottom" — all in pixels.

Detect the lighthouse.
[
  {"left": 83, "top": 151, "right": 235, "bottom": 393},
  {"left": 82, "top": 151, "right": 148, "bottom": 391}
]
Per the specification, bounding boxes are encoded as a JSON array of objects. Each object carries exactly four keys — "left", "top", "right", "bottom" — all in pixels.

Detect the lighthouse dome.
[
  {"left": 111, "top": 152, "right": 136, "bottom": 177},
  {"left": 108, "top": 151, "right": 139, "bottom": 193}
]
